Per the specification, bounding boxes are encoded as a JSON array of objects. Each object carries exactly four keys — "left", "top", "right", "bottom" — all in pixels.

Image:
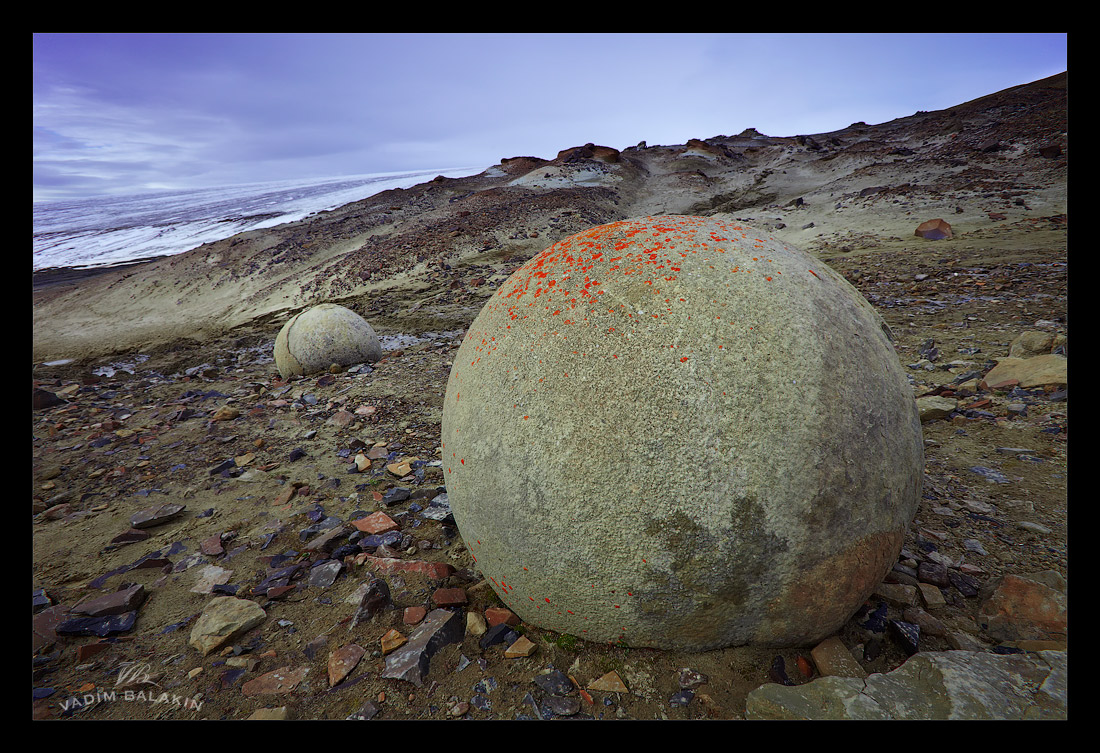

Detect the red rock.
[
  {"left": 915, "top": 218, "right": 953, "bottom": 240},
  {"left": 403, "top": 606, "right": 428, "bottom": 625},
  {"left": 978, "top": 574, "right": 1067, "bottom": 642},
  {"left": 484, "top": 607, "right": 520, "bottom": 627},
  {"left": 504, "top": 635, "right": 537, "bottom": 658},
  {"left": 266, "top": 585, "right": 296, "bottom": 600},
  {"left": 201, "top": 534, "right": 225, "bottom": 556},
  {"left": 33, "top": 605, "right": 71, "bottom": 652},
  {"left": 76, "top": 641, "right": 113, "bottom": 661},
  {"left": 432, "top": 587, "right": 467, "bottom": 607},
  {"left": 110, "top": 528, "right": 151, "bottom": 545},
  {"left": 361, "top": 555, "right": 454, "bottom": 580},
  {"left": 353, "top": 511, "right": 399, "bottom": 535},
  {"left": 796, "top": 654, "right": 814, "bottom": 678},
  {"left": 272, "top": 486, "right": 297, "bottom": 506},
  {"left": 328, "top": 410, "right": 355, "bottom": 428}
]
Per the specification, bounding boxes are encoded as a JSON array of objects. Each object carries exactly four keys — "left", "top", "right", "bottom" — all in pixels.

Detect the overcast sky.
[{"left": 33, "top": 33, "right": 1067, "bottom": 203}]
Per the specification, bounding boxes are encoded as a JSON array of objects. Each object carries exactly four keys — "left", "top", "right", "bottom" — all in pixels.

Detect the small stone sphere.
[
  {"left": 441, "top": 216, "right": 922, "bottom": 651},
  {"left": 273, "top": 304, "right": 381, "bottom": 379}
]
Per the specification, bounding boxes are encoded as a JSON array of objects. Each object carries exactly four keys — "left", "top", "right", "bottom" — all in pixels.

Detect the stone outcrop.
[
  {"left": 745, "top": 649, "right": 1067, "bottom": 720},
  {"left": 189, "top": 596, "right": 267, "bottom": 656},
  {"left": 982, "top": 354, "right": 1067, "bottom": 389}
]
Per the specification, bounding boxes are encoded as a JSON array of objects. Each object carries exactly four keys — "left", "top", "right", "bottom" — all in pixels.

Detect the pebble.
[
  {"left": 380, "top": 629, "right": 407, "bottom": 654},
  {"left": 678, "top": 667, "right": 708, "bottom": 689},
  {"left": 587, "top": 670, "right": 628, "bottom": 693},
  {"left": 504, "top": 635, "right": 537, "bottom": 658}
]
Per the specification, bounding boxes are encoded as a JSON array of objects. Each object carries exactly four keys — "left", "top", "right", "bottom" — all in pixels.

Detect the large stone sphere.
[
  {"left": 273, "top": 304, "right": 382, "bottom": 379},
  {"left": 441, "top": 216, "right": 922, "bottom": 651}
]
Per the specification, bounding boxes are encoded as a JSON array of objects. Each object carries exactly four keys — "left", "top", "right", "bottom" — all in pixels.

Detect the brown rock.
[
  {"left": 484, "top": 607, "right": 520, "bottom": 627},
  {"left": 328, "top": 643, "right": 366, "bottom": 686},
  {"left": 431, "top": 587, "right": 467, "bottom": 607},
  {"left": 247, "top": 706, "right": 291, "bottom": 720},
  {"left": 403, "top": 606, "right": 427, "bottom": 625},
  {"left": 211, "top": 405, "right": 240, "bottom": 421},
  {"left": 76, "top": 641, "right": 113, "bottom": 662},
  {"left": 189, "top": 596, "right": 267, "bottom": 656},
  {"left": 129, "top": 502, "right": 185, "bottom": 529},
  {"left": 587, "top": 670, "right": 629, "bottom": 693},
  {"left": 982, "top": 354, "right": 1067, "bottom": 389},
  {"left": 381, "top": 628, "right": 407, "bottom": 654},
  {"left": 328, "top": 410, "right": 355, "bottom": 428},
  {"left": 915, "top": 218, "right": 953, "bottom": 240},
  {"left": 110, "top": 528, "right": 151, "bottom": 545},
  {"left": 200, "top": 534, "right": 225, "bottom": 556},
  {"left": 242, "top": 666, "right": 310, "bottom": 696},
  {"left": 1009, "top": 331, "right": 1057, "bottom": 358},
  {"left": 504, "top": 635, "right": 537, "bottom": 658},
  {"left": 386, "top": 459, "right": 415, "bottom": 477},
  {"left": 72, "top": 584, "right": 146, "bottom": 617},
  {"left": 978, "top": 574, "right": 1067, "bottom": 642}
]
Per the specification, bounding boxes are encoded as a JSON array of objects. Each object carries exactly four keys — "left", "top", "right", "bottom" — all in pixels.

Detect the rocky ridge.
[{"left": 33, "top": 72, "right": 1067, "bottom": 720}]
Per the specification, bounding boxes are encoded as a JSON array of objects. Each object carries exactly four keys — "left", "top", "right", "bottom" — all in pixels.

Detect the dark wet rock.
[
  {"left": 861, "top": 602, "right": 889, "bottom": 633},
  {"left": 381, "top": 608, "right": 464, "bottom": 687},
  {"left": 669, "top": 689, "right": 695, "bottom": 707},
  {"left": 56, "top": 610, "right": 137, "bottom": 637},
  {"left": 252, "top": 564, "right": 302, "bottom": 596},
  {"left": 350, "top": 577, "right": 393, "bottom": 628},
  {"left": 544, "top": 694, "right": 582, "bottom": 716},
  {"left": 769, "top": 655, "right": 794, "bottom": 686},
  {"left": 889, "top": 619, "right": 921, "bottom": 655},
  {"left": 479, "top": 622, "right": 519, "bottom": 650},
  {"left": 533, "top": 670, "right": 575, "bottom": 696},
  {"left": 307, "top": 559, "right": 343, "bottom": 588},
  {"left": 949, "top": 570, "right": 981, "bottom": 598},
  {"left": 33, "top": 588, "right": 52, "bottom": 612}
]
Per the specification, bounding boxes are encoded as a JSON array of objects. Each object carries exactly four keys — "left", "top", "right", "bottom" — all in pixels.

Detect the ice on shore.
[{"left": 33, "top": 168, "right": 479, "bottom": 272}]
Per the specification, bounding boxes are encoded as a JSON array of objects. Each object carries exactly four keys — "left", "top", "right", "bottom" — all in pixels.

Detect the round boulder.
[
  {"left": 441, "top": 216, "right": 922, "bottom": 651},
  {"left": 273, "top": 304, "right": 382, "bottom": 379}
]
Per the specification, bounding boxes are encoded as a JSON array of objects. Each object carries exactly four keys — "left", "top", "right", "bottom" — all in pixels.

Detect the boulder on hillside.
[{"left": 915, "top": 218, "right": 953, "bottom": 240}]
